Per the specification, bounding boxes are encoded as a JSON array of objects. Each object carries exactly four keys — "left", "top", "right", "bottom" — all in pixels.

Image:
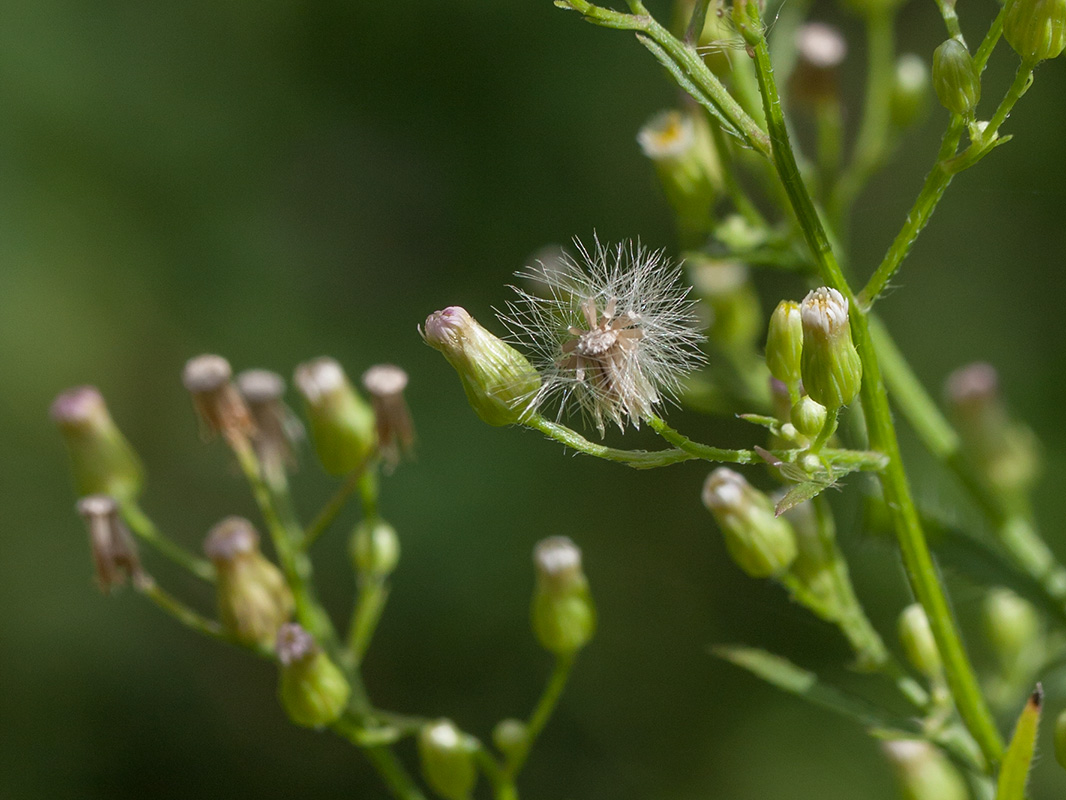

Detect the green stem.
[
  {"left": 934, "top": 0, "right": 964, "bottom": 41},
  {"left": 333, "top": 716, "right": 428, "bottom": 800},
  {"left": 347, "top": 579, "right": 390, "bottom": 667},
  {"left": 527, "top": 415, "right": 696, "bottom": 468},
  {"left": 121, "top": 502, "right": 215, "bottom": 582},
  {"left": 302, "top": 462, "right": 370, "bottom": 550},
  {"left": 644, "top": 415, "right": 762, "bottom": 463},
  {"left": 738, "top": 3, "right": 1004, "bottom": 766},
  {"left": 506, "top": 655, "right": 575, "bottom": 778},
  {"left": 709, "top": 121, "right": 767, "bottom": 227}
]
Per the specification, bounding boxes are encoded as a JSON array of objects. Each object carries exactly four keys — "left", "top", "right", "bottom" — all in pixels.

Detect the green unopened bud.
[
  {"left": 687, "top": 257, "right": 762, "bottom": 353},
  {"left": 702, "top": 468, "right": 797, "bottom": 578},
  {"left": 418, "top": 720, "right": 478, "bottom": 800},
  {"left": 791, "top": 397, "right": 827, "bottom": 438},
  {"left": 932, "top": 39, "right": 980, "bottom": 117},
  {"left": 183, "top": 354, "right": 256, "bottom": 443},
  {"left": 898, "top": 603, "right": 943, "bottom": 680},
  {"left": 945, "top": 363, "right": 1040, "bottom": 501},
  {"left": 890, "top": 54, "right": 931, "bottom": 128},
  {"left": 294, "top": 357, "right": 377, "bottom": 475},
  {"left": 76, "top": 494, "right": 143, "bottom": 593},
  {"left": 205, "top": 517, "right": 294, "bottom": 647},
  {"left": 882, "top": 740, "right": 969, "bottom": 800},
  {"left": 531, "top": 536, "right": 596, "bottom": 656},
  {"left": 983, "top": 588, "right": 1040, "bottom": 671},
  {"left": 1005, "top": 0, "right": 1066, "bottom": 62},
  {"left": 422, "top": 306, "right": 541, "bottom": 427},
  {"left": 1055, "top": 707, "right": 1066, "bottom": 769},
  {"left": 791, "top": 23, "right": 847, "bottom": 106},
  {"left": 766, "top": 301, "right": 804, "bottom": 389},
  {"left": 799, "top": 288, "right": 862, "bottom": 410},
  {"left": 637, "top": 110, "right": 721, "bottom": 236},
  {"left": 51, "top": 386, "right": 145, "bottom": 503},
  {"left": 350, "top": 518, "right": 400, "bottom": 580},
  {"left": 492, "top": 718, "right": 529, "bottom": 763},
  {"left": 275, "top": 623, "right": 350, "bottom": 728}
]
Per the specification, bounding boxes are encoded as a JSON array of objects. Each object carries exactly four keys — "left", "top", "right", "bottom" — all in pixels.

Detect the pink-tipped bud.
[
  {"left": 275, "top": 623, "right": 350, "bottom": 728},
  {"left": 183, "top": 355, "right": 255, "bottom": 443},
  {"left": 52, "top": 387, "right": 145, "bottom": 503},
  {"left": 362, "top": 364, "right": 415, "bottom": 468},
  {"left": 76, "top": 494, "right": 143, "bottom": 593},
  {"left": 422, "top": 306, "right": 541, "bottom": 427}
]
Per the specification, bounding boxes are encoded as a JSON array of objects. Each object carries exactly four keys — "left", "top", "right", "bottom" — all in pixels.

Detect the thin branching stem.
[{"left": 121, "top": 501, "right": 215, "bottom": 581}]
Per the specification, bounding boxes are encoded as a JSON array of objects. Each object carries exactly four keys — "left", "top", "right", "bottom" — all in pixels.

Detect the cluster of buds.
[
  {"left": 204, "top": 517, "right": 293, "bottom": 648},
  {"left": 275, "top": 623, "right": 351, "bottom": 728}
]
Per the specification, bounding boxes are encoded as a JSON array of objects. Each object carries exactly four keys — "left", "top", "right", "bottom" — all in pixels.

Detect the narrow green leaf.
[
  {"left": 775, "top": 481, "right": 830, "bottom": 515},
  {"left": 996, "top": 686, "right": 1042, "bottom": 800}
]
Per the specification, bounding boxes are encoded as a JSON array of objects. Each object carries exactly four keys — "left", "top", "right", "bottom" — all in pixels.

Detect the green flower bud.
[
  {"left": 883, "top": 740, "right": 969, "bottom": 800},
  {"left": 531, "top": 537, "right": 596, "bottom": 656},
  {"left": 791, "top": 397, "right": 827, "bottom": 439},
  {"left": 687, "top": 257, "right": 763, "bottom": 353},
  {"left": 76, "top": 494, "right": 143, "bottom": 593},
  {"left": 945, "top": 363, "right": 1040, "bottom": 502},
  {"left": 890, "top": 54, "right": 931, "bottom": 128},
  {"left": 898, "top": 603, "right": 943, "bottom": 681},
  {"left": 492, "top": 718, "right": 529, "bottom": 763},
  {"left": 51, "top": 386, "right": 145, "bottom": 503},
  {"left": 799, "top": 288, "right": 862, "bottom": 410},
  {"left": 766, "top": 301, "right": 804, "bottom": 389},
  {"left": 1055, "top": 707, "right": 1066, "bottom": 769},
  {"left": 205, "top": 517, "right": 294, "bottom": 647},
  {"left": 418, "top": 720, "right": 478, "bottom": 800},
  {"left": 275, "top": 623, "right": 350, "bottom": 728},
  {"left": 932, "top": 39, "right": 980, "bottom": 117},
  {"left": 702, "top": 468, "right": 797, "bottom": 578},
  {"left": 294, "top": 357, "right": 377, "bottom": 476},
  {"left": 422, "top": 306, "right": 541, "bottom": 427},
  {"left": 183, "top": 354, "right": 256, "bottom": 443},
  {"left": 637, "top": 110, "right": 721, "bottom": 236},
  {"left": 350, "top": 518, "right": 400, "bottom": 580},
  {"left": 983, "top": 588, "right": 1040, "bottom": 671},
  {"left": 1005, "top": 0, "right": 1066, "bottom": 62}
]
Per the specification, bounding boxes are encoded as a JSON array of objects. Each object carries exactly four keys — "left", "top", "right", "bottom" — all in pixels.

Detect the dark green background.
[{"left": 3, "top": 0, "right": 1065, "bottom": 797}]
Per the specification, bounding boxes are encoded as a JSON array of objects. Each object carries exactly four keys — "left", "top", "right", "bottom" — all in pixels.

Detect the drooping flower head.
[{"left": 500, "top": 239, "right": 704, "bottom": 435}]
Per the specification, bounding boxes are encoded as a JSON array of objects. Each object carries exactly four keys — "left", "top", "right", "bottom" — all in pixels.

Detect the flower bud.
[
  {"left": 294, "top": 357, "right": 377, "bottom": 475},
  {"left": 531, "top": 536, "right": 596, "bottom": 656},
  {"left": 418, "top": 720, "right": 478, "bottom": 800},
  {"left": 890, "top": 54, "right": 931, "bottom": 128},
  {"left": 205, "top": 517, "right": 294, "bottom": 647},
  {"left": 275, "top": 623, "right": 350, "bottom": 728},
  {"left": 791, "top": 397, "right": 827, "bottom": 439},
  {"left": 422, "top": 306, "right": 541, "bottom": 427},
  {"left": 236, "top": 369, "right": 301, "bottom": 473},
  {"left": 766, "top": 301, "right": 804, "bottom": 389},
  {"left": 51, "top": 386, "right": 145, "bottom": 503},
  {"left": 362, "top": 364, "right": 415, "bottom": 469},
  {"left": 945, "top": 362, "right": 1039, "bottom": 501},
  {"left": 1055, "top": 707, "right": 1066, "bottom": 769},
  {"left": 687, "top": 257, "right": 762, "bottom": 353},
  {"left": 898, "top": 603, "right": 943, "bottom": 681},
  {"left": 1004, "top": 0, "right": 1066, "bottom": 62},
  {"left": 492, "top": 718, "right": 529, "bottom": 763},
  {"left": 932, "top": 39, "right": 980, "bottom": 118},
  {"left": 349, "top": 518, "right": 400, "bottom": 580},
  {"left": 882, "top": 740, "right": 969, "bottom": 800},
  {"left": 702, "top": 468, "right": 797, "bottom": 578},
  {"left": 799, "top": 288, "right": 862, "bottom": 410},
  {"left": 983, "top": 588, "right": 1040, "bottom": 671},
  {"left": 183, "top": 354, "right": 256, "bottom": 443},
  {"left": 637, "top": 110, "right": 720, "bottom": 236},
  {"left": 76, "top": 494, "right": 143, "bottom": 593},
  {"left": 790, "top": 23, "right": 847, "bottom": 106}
]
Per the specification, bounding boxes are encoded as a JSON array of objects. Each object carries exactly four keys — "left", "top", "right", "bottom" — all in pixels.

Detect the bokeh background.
[{"left": 3, "top": 0, "right": 1066, "bottom": 797}]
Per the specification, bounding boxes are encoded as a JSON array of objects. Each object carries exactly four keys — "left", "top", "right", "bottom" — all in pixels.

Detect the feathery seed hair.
[{"left": 500, "top": 238, "right": 705, "bottom": 435}]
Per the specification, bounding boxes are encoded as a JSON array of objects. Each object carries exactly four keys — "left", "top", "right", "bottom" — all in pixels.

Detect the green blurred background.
[{"left": 3, "top": 0, "right": 1066, "bottom": 797}]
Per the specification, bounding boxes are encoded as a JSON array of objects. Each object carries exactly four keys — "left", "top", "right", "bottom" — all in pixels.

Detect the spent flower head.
[{"left": 501, "top": 238, "right": 705, "bottom": 435}]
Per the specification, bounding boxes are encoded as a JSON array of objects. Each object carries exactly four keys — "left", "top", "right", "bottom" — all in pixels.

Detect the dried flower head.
[
  {"left": 182, "top": 354, "right": 255, "bottom": 443},
  {"left": 236, "top": 369, "right": 302, "bottom": 472},
  {"left": 501, "top": 239, "right": 704, "bottom": 435},
  {"left": 362, "top": 364, "right": 415, "bottom": 468},
  {"left": 76, "top": 494, "right": 143, "bottom": 593}
]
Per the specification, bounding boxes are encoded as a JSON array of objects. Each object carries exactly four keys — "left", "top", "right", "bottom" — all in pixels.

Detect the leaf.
[
  {"left": 775, "top": 481, "right": 832, "bottom": 515},
  {"left": 996, "top": 686, "right": 1042, "bottom": 800},
  {"left": 712, "top": 645, "right": 917, "bottom": 733},
  {"left": 739, "top": 415, "right": 782, "bottom": 434}
]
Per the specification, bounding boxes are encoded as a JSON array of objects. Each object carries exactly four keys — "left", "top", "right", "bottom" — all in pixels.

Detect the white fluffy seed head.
[
  {"left": 800, "top": 287, "right": 850, "bottom": 336},
  {"left": 499, "top": 238, "right": 705, "bottom": 435},
  {"left": 637, "top": 110, "right": 695, "bottom": 160}
]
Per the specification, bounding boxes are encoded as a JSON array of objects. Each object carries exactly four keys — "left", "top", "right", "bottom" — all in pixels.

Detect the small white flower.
[{"left": 499, "top": 238, "right": 704, "bottom": 435}]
